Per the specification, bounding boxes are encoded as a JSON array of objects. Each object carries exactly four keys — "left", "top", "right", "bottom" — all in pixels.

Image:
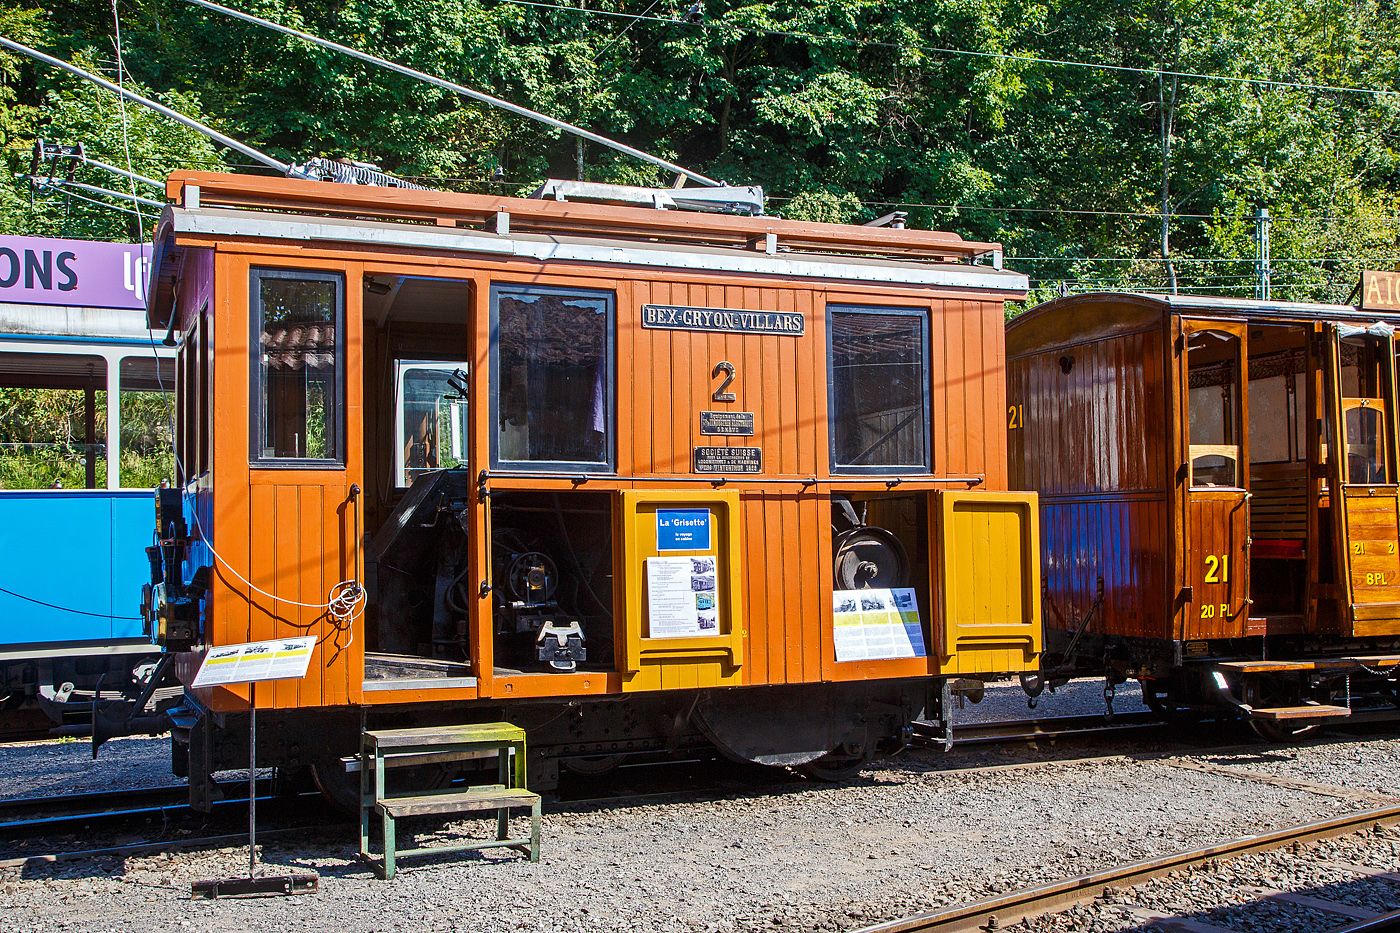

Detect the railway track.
[
  {"left": 855, "top": 805, "right": 1400, "bottom": 933},
  {"left": 0, "top": 780, "right": 345, "bottom": 868},
  {"left": 0, "top": 784, "right": 189, "bottom": 829},
  {"left": 938, "top": 711, "right": 1168, "bottom": 746}
]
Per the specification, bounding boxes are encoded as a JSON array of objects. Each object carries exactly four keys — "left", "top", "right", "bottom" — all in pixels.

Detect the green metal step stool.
[{"left": 359, "top": 722, "right": 541, "bottom": 879}]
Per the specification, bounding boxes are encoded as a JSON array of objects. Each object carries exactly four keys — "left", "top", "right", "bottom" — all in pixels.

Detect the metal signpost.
[{"left": 190, "top": 637, "right": 320, "bottom": 898}]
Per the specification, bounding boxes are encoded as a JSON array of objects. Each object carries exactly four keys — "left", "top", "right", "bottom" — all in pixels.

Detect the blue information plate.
[{"left": 656, "top": 509, "right": 711, "bottom": 551}]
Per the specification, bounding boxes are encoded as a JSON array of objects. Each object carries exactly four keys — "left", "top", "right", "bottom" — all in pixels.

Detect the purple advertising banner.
[{"left": 0, "top": 235, "right": 151, "bottom": 311}]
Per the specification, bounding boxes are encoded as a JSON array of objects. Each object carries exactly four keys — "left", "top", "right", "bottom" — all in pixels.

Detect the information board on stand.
[{"left": 190, "top": 636, "right": 320, "bottom": 899}]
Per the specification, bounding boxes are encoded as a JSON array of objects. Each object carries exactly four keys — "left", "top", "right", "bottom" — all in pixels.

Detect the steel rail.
[
  {"left": 0, "top": 822, "right": 346, "bottom": 870},
  {"left": 0, "top": 779, "right": 288, "bottom": 837},
  {"left": 938, "top": 711, "right": 1165, "bottom": 746},
  {"left": 1334, "top": 907, "right": 1400, "bottom": 932},
  {"left": 853, "top": 805, "right": 1400, "bottom": 933},
  {"left": 0, "top": 785, "right": 187, "bottom": 823}
]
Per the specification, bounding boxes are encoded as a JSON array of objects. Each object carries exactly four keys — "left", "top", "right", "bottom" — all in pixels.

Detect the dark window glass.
[
  {"left": 252, "top": 270, "right": 343, "bottom": 465},
  {"left": 830, "top": 308, "right": 928, "bottom": 471},
  {"left": 494, "top": 286, "right": 612, "bottom": 469}
]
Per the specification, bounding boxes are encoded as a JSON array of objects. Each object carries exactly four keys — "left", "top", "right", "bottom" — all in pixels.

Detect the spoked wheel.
[{"left": 798, "top": 742, "right": 874, "bottom": 782}]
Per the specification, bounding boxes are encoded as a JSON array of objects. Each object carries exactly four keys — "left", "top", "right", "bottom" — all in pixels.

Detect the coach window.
[
  {"left": 828, "top": 305, "right": 930, "bottom": 473},
  {"left": 1187, "top": 330, "right": 1242, "bottom": 487},
  {"left": 118, "top": 356, "right": 175, "bottom": 488},
  {"left": 250, "top": 269, "right": 345, "bottom": 467},
  {"left": 491, "top": 284, "right": 614, "bottom": 472},
  {"left": 1339, "top": 333, "right": 1394, "bottom": 485}
]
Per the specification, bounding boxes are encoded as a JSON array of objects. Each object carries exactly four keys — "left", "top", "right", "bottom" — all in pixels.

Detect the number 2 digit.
[
  {"left": 1204, "top": 555, "right": 1219, "bottom": 583},
  {"left": 712, "top": 361, "right": 736, "bottom": 402}
]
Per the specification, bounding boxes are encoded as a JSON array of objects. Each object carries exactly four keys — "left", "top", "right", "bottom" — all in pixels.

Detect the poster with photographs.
[
  {"left": 832, "top": 587, "right": 926, "bottom": 662},
  {"left": 645, "top": 556, "right": 720, "bottom": 638}
]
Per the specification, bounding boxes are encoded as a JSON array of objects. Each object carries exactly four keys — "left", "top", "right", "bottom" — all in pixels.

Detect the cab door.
[
  {"left": 1325, "top": 325, "right": 1400, "bottom": 636},
  {"left": 1182, "top": 321, "right": 1251, "bottom": 638}
]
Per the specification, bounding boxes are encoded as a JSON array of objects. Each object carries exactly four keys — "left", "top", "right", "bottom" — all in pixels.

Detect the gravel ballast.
[{"left": 2, "top": 715, "right": 1399, "bottom": 933}]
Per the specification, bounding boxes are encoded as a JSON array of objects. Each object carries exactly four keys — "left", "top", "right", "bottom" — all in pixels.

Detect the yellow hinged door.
[
  {"left": 932, "top": 490, "right": 1042, "bottom": 675},
  {"left": 620, "top": 490, "right": 745, "bottom": 692}
]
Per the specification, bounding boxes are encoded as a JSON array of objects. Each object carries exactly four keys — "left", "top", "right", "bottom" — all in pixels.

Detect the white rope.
[{"left": 191, "top": 513, "right": 364, "bottom": 622}]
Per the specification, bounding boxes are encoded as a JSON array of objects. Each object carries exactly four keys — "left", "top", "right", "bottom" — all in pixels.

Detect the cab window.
[
  {"left": 828, "top": 305, "right": 930, "bottom": 473},
  {"left": 250, "top": 269, "right": 345, "bottom": 467},
  {"left": 394, "top": 361, "right": 468, "bottom": 487},
  {"left": 490, "top": 284, "right": 613, "bottom": 472}
]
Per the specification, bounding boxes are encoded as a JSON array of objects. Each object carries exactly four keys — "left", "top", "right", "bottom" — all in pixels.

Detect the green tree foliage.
[
  {"left": 0, "top": 0, "right": 1393, "bottom": 303},
  {"left": 0, "top": 386, "right": 107, "bottom": 489}
]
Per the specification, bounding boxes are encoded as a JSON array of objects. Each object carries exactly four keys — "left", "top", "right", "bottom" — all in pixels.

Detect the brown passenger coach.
[
  {"left": 1007, "top": 289, "right": 1400, "bottom": 739},
  {"left": 142, "top": 172, "right": 1041, "bottom": 806}
]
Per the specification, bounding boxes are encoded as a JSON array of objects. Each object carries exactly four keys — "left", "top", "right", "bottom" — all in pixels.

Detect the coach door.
[
  {"left": 1183, "top": 322, "right": 1251, "bottom": 638},
  {"left": 1325, "top": 324, "right": 1400, "bottom": 636}
]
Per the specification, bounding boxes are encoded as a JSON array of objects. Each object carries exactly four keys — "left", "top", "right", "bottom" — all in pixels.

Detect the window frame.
[
  {"left": 248, "top": 267, "right": 346, "bottom": 470},
  {"left": 489, "top": 282, "right": 616, "bottom": 474},
  {"left": 392, "top": 359, "right": 470, "bottom": 488},
  {"left": 826, "top": 303, "right": 933, "bottom": 475}
]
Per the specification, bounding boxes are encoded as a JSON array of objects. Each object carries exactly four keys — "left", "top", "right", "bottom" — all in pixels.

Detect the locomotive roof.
[
  {"left": 1009, "top": 291, "right": 1370, "bottom": 332},
  {"left": 148, "top": 172, "right": 1027, "bottom": 329}
]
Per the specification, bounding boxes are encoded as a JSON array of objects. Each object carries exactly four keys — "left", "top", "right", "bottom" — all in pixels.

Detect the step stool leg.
[
  {"left": 529, "top": 798, "right": 541, "bottom": 862},
  {"left": 359, "top": 746, "right": 371, "bottom": 861},
  {"left": 497, "top": 805, "right": 508, "bottom": 842},
  {"left": 382, "top": 812, "right": 396, "bottom": 880}
]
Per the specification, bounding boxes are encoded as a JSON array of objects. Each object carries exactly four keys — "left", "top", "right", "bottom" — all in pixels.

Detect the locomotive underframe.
[
  {"left": 1044, "top": 627, "right": 1400, "bottom": 726},
  {"left": 170, "top": 677, "right": 940, "bottom": 811}
]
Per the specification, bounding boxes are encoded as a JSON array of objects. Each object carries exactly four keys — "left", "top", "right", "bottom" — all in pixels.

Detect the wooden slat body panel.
[
  {"left": 191, "top": 251, "right": 363, "bottom": 712},
  {"left": 1342, "top": 488, "right": 1400, "bottom": 632},
  {"left": 1038, "top": 495, "right": 1169, "bottom": 641},
  {"left": 1182, "top": 493, "right": 1250, "bottom": 639},
  {"left": 1008, "top": 323, "right": 1171, "bottom": 640}
]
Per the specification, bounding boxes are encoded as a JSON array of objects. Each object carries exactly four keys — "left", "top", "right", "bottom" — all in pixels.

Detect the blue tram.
[{"left": 0, "top": 235, "right": 178, "bottom": 740}]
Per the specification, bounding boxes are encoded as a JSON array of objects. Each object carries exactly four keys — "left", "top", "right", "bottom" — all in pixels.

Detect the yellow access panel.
[
  {"left": 931, "top": 490, "right": 1042, "bottom": 675},
  {"left": 619, "top": 490, "right": 745, "bottom": 692}
]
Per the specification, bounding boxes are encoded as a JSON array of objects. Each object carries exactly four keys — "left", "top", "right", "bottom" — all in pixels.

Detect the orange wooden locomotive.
[
  {"left": 144, "top": 171, "right": 1040, "bottom": 805},
  {"left": 1007, "top": 289, "right": 1400, "bottom": 738}
]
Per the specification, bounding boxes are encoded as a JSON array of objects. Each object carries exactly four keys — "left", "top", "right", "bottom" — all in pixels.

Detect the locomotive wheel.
[
  {"left": 1143, "top": 681, "right": 1197, "bottom": 724},
  {"left": 311, "top": 759, "right": 458, "bottom": 815},
  {"left": 310, "top": 761, "right": 359, "bottom": 815},
  {"left": 1249, "top": 719, "right": 1317, "bottom": 743},
  {"left": 798, "top": 743, "right": 874, "bottom": 782}
]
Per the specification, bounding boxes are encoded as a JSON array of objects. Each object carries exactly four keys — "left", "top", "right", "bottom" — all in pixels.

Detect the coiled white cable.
[{"left": 190, "top": 514, "right": 365, "bottom": 635}]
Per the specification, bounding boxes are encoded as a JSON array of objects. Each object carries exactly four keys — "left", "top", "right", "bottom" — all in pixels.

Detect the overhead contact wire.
[{"left": 495, "top": 0, "right": 1400, "bottom": 98}]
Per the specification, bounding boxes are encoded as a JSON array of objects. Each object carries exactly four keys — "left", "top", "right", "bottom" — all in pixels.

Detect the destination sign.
[
  {"left": 693, "top": 446, "right": 763, "bottom": 473},
  {"left": 1361, "top": 270, "right": 1400, "bottom": 313},
  {"left": 700, "top": 411, "right": 755, "bottom": 436},
  {"left": 642, "top": 304, "right": 805, "bottom": 336}
]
